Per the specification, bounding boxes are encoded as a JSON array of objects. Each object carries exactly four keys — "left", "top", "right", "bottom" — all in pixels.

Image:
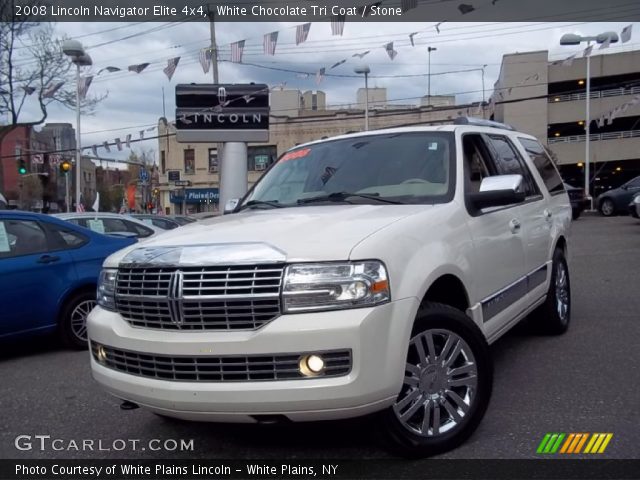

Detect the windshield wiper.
[
  {"left": 297, "top": 192, "right": 405, "bottom": 205},
  {"left": 238, "top": 200, "right": 285, "bottom": 211}
]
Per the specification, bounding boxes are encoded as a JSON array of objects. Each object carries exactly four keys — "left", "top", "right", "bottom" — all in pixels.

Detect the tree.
[{"left": 0, "top": 4, "right": 106, "bottom": 140}]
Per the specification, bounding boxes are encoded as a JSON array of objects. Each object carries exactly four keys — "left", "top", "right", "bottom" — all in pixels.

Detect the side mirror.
[
  {"left": 469, "top": 174, "right": 526, "bottom": 210},
  {"left": 223, "top": 198, "right": 239, "bottom": 214}
]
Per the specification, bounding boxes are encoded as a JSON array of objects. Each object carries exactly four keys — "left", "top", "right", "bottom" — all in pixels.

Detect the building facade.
[{"left": 491, "top": 49, "right": 640, "bottom": 196}]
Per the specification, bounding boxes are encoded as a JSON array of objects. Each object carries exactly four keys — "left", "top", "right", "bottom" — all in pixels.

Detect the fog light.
[
  {"left": 96, "top": 345, "right": 107, "bottom": 363},
  {"left": 299, "top": 354, "right": 325, "bottom": 376}
]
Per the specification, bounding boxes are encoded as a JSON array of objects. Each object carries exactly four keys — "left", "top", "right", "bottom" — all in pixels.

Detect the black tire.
[
  {"left": 379, "top": 302, "right": 493, "bottom": 458},
  {"left": 530, "top": 249, "right": 571, "bottom": 335},
  {"left": 599, "top": 198, "right": 615, "bottom": 216},
  {"left": 572, "top": 209, "right": 581, "bottom": 220},
  {"left": 59, "top": 290, "right": 95, "bottom": 349}
]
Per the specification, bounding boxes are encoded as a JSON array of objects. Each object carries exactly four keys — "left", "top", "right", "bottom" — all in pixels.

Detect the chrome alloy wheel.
[
  {"left": 394, "top": 329, "right": 477, "bottom": 437},
  {"left": 555, "top": 261, "right": 569, "bottom": 322},
  {"left": 70, "top": 299, "right": 96, "bottom": 342}
]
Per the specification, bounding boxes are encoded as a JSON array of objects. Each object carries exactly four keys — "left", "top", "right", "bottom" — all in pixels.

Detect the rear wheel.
[
  {"left": 599, "top": 198, "right": 615, "bottom": 216},
  {"left": 59, "top": 291, "right": 95, "bottom": 349},
  {"left": 380, "top": 303, "right": 492, "bottom": 458}
]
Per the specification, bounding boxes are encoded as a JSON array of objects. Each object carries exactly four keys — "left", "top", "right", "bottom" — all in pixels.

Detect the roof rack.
[{"left": 453, "top": 117, "right": 515, "bottom": 131}]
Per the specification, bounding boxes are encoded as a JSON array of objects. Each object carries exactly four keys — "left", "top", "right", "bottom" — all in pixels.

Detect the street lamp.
[
  {"left": 354, "top": 64, "right": 371, "bottom": 131},
  {"left": 559, "top": 31, "right": 618, "bottom": 209},
  {"left": 62, "top": 39, "right": 92, "bottom": 213},
  {"left": 427, "top": 46, "right": 437, "bottom": 106}
]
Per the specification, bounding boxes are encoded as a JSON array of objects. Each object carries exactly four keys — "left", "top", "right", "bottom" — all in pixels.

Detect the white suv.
[{"left": 88, "top": 119, "right": 572, "bottom": 457}]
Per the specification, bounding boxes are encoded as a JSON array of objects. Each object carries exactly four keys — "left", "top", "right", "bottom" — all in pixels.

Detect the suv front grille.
[
  {"left": 115, "top": 265, "right": 284, "bottom": 330},
  {"left": 92, "top": 343, "right": 352, "bottom": 382}
]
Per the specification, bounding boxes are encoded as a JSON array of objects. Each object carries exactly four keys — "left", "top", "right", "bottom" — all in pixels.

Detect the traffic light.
[
  {"left": 147, "top": 202, "right": 154, "bottom": 210},
  {"left": 18, "top": 159, "right": 27, "bottom": 175},
  {"left": 60, "top": 160, "right": 72, "bottom": 174}
]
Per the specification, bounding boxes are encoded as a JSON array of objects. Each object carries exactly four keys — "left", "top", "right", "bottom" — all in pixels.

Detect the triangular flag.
[
  {"left": 91, "top": 145, "right": 97, "bottom": 157},
  {"left": 562, "top": 54, "right": 576, "bottom": 66},
  {"left": 97, "top": 66, "right": 120, "bottom": 75},
  {"left": 264, "top": 32, "right": 278, "bottom": 55},
  {"left": 128, "top": 63, "right": 150, "bottom": 74},
  {"left": 621, "top": 24, "right": 632, "bottom": 43},
  {"left": 22, "top": 86, "right": 36, "bottom": 95},
  {"left": 458, "top": 4, "right": 475, "bottom": 14},
  {"left": 163, "top": 57, "right": 180, "bottom": 81},
  {"left": 352, "top": 50, "right": 370, "bottom": 59},
  {"left": 42, "top": 82, "right": 64, "bottom": 98},
  {"left": 331, "top": 14, "right": 346, "bottom": 36},
  {"left": 583, "top": 45, "right": 593, "bottom": 57},
  {"left": 103, "top": 141, "right": 110, "bottom": 153},
  {"left": 115, "top": 138, "right": 122, "bottom": 151},
  {"left": 198, "top": 49, "right": 211, "bottom": 73},
  {"left": 125, "top": 134, "right": 131, "bottom": 148},
  {"left": 409, "top": 32, "right": 419, "bottom": 47},
  {"left": 139, "top": 130, "right": 144, "bottom": 140},
  {"left": 385, "top": 42, "right": 398, "bottom": 60},
  {"left": 330, "top": 59, "right": 347, "bottom": 69},
  {"left": 316, "top": 67, "right": 325, "bottom": 85},
  {"left": 296, "top": 23, "right": 311, "bottom": 45},
  {"left": 435, "top": 22, "right": 444, "bottom": 34},
  {"left": 599, "top": 36, "right": 612, "bottom": 50}
]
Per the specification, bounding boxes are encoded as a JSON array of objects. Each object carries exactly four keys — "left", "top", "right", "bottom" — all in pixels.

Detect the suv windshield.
[{"left": 242, "top": 132, "right": 455, "bottom": 208}]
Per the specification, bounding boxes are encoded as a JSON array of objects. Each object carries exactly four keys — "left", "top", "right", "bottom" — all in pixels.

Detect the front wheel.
[
  {"left": 59, "top": 291, "right": 96, "bottom": 349},
  {"left": 380, "top": 303, "right": 493, "bottom": 458},
  {"left": 599, "top": 198, "right": 615, "bottom": 216}
]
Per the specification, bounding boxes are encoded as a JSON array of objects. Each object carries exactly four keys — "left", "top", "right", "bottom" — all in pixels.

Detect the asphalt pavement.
[{"left": 1, "top": 214, "right": 639, "bottom": 460}]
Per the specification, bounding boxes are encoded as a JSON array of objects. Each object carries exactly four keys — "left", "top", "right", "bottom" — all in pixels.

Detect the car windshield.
[{"left": 242, "top": 132, "right": 455, "bottom": 208}]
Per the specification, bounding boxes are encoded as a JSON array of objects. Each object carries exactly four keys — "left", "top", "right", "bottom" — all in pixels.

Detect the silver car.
[{"left": 54, "top": 212, "right": 162, "bottom": 239}]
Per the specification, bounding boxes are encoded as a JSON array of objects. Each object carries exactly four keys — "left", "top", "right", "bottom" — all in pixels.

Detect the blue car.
[{"left": 0, "top": 211, "right": 136, "bottom": 348}]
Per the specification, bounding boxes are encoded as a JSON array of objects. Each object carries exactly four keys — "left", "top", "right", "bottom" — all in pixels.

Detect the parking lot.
[{"left": 1, "top": 214, "right": 639, "bottom": 460}]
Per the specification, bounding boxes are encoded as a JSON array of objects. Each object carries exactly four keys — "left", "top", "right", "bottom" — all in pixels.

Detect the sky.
[{"left": 8, "top": 20, "right": 639, "bottom": 165}]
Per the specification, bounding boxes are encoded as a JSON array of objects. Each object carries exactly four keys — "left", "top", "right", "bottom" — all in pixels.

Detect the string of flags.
[{"left": 596, "top": 95, "right": 640, "bottom": 128}]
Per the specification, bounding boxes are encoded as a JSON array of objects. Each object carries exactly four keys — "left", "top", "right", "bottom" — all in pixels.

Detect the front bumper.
[{"left": 87, "top": 297, "right": 418, "bottom": 422}]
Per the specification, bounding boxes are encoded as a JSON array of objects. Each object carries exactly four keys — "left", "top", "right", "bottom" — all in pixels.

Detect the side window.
[
  {"left": 485, "top": 135, "right": 540, "bottom": 197},
  {"left": 0, "top": 219, "right": 48, "bottom": 259},
  {"left": 43, "top": 223, "right": 88, "bottom": 250},
  {"left": 123, "top": 220, "right": 154, "bottom": 238},
  {"left": 102, "top": 218, "right": 130, "bottom": 233},
  {"left": 518, "top": 137, "right": 564, "bottom": 195},
  {"left": 626, "top": 177, "right": 640, "bottom": 188},
  {"left": 462, "top": 134, "right": 495, "bottom": 193}
]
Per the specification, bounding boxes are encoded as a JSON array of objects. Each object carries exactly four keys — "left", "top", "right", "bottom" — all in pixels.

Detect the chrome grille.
[
  {"left": 115, "top": 265, "right": 284, "bottom": 330},
  {"left": 92, "top": 343, "right": 352, "bottom": 382}
]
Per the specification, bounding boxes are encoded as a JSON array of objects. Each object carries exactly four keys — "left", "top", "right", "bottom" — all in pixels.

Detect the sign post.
[{"left": 174, "top": 84, "right": 270, "bottom": 212}]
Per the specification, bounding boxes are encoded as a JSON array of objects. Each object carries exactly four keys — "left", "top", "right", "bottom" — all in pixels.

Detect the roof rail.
[{"left": 453, "top": 117, "right": 515, "bottom": 131}]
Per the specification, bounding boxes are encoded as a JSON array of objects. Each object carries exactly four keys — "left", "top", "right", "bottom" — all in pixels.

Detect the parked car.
[
  {"left": 54, "top": 212, "right": 162, "bottom": 239},
  {"left": 168, "top": 215, "right": 197, "bottom": 226},
  {"left": 130, "top": 214, "right": 181, "bottom": 230},
  {"left": 596, "top": 175, "right": 640, "bottom": 216},
  {"left": 88, "top": 119, "right": 572, "bottom": 457},
  {"left": 628, "top": 192, "right": 640, "bottom": 218},
  {"left": 0, "top": 192, "right": 7, "bottom": 210},
  {"left": 0, "top": 210, "right": 136, "bottom": 348},
  {"left": 564, "top": 183, "right": 589, "bottom": 220}
]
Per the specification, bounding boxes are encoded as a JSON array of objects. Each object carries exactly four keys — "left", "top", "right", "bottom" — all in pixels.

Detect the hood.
[{"left": 103, "top": 205, "right": 426, "bottom": 267}]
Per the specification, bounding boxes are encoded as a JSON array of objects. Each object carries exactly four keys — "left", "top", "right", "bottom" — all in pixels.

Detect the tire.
[
  {"left": 530, "top": 249, "right": 571, "bottom": 335},
  {"left": 379, "top": 302, "right": 493, "bottom": 458},
  {"left": 572, "top": 209, "right": 581, "bottom": 220},
  {"left": 59, "top": 290, "right": 96, "bottom": 349},
  {"left": 599, "top": 198, "right": 615, "bottom": 216}
]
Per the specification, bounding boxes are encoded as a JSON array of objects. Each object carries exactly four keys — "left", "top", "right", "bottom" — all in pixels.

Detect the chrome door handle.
[
  {"left": 544, "top": 209, "right": 552, "bottom": 219},
  {"left": 509, "top": 219, "right": 521, "bottom": 233}
]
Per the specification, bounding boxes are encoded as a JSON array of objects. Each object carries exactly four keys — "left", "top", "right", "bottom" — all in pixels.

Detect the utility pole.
[
  {"left": 208, "top": 8, "right": 219, "bottom": 84},
  {"left": 427, "top": 47, "right": 437, "bottom": 106}
]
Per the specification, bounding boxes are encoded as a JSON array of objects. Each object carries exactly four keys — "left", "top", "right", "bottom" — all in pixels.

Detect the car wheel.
[
  {"left": 599, "top": 198, "right": 615, "bottom": 216},
  {"left": 530, "top": 249, "right": 571, "bottom": 335},
  {"left": 380, "top": 302, "right": 493, "bottom": 458},
  {"left": 59, "top": 291, "right": 95, "bottom": 349},
  {"left": 572, "top": 209, "right": 581, "bottom": 220}
]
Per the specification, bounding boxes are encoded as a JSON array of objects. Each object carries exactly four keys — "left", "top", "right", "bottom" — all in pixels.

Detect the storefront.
[{"left": 169, "top": 187, "right": 219, "bottom": 214}]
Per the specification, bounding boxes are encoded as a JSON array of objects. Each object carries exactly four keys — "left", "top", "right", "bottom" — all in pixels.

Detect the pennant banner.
[
  {"left": 139, "top": 130, "right": 144, "bottom": 140},
  {"left": 264, "top": 31, "right": 278, "bottom": 55},
  {"left": 125, "top": 134, "right": 131, "bottom": 149},
  {"left": 78, "top": 76, "right": 93, "bottom": 100},
  {"left": 331, "top": 14, "right": 345, "bottom": 36},
  {"left": 231, "top": 40, "right": 245, "bottom": 63},
  {"left": 352, "top": 50, "right": 370, "bottom": 59},
  {"left": 385, "top": 42, "right": 398, "bottom": 60},
  {"left": 316, "top": 67, "right": 325, "bottom": 85},
  {"left": 42, "top": 81, "right": 64, "bottom": 98},
  {"left": 163, "top": 57, "right": 180, "bottom": 80},
  {"left": 330, "top": 59, "right": 347, "bottom": 69},
  {"left": 91, "top": 145, "right": 97, "bottom": 157},
  {"left": 103, "top": 141, "right": 110, "bottom": 153},
  {"left": 296, "top": 23, "right": 311, "bottom": 45},
  {"left": 198, "top": 49, "right": 211, "bottom": 73},
  {"left": 409, "top": 32, "right": 419, "bottom": 47},
  {"left": 583, "top": 45, "right": 593, "bottom": 57},
  {"left": 97, "top": 66, "right": 120, "bottom": 75},
  {"left": 115, "top": 138, "right": 122, "bottom": 151},
  {"left": 621, "top": 24, "right": 632, "bottom": 43},
  {"left": 128, "top": 63, "right": 150, "bottom": 74}
]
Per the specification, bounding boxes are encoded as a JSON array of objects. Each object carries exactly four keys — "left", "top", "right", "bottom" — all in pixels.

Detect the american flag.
[
  {"left": 296, "top": 23, "right": 311, "bottom": 45},
  {"left": 125, "top": 134, "right": 131, "bottom": 149},
  {"left": 199, "top": 49, "right": 211, "bottom": 73},
  {"left": 78, "top": 76, "right": 93, "bottom": 100},
  {"left": 76, "top": 203, "right": 85, "bottom": 213},
  {"left": 401, "top": 0, "right": 418, "bottom": 12},
  {"left": 264, "top": 32, "right": 278, "bottom": 56},
  {"left": 331, "top": 15, "right": 345, "bottom": 36},
  {"left": 231, "top": 40, "right": 245, "bottom": 63},
  {"left": 163, "top": 57, "right": 180, "bottom": 80},
  {"left": 316, "top": 67, "right": 325, "bottom": 85}
]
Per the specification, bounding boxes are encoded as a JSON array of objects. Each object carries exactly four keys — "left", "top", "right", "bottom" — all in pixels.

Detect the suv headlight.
[
  {"left": 282, "top": 261, "right": 390, "bottom": 313},
  {"left": 97, "top": 269, "right": 117, "bottom": 311}
]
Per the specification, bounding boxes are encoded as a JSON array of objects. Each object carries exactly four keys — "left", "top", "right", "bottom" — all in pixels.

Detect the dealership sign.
[
  {"left": 170, "top": 188, "right": 219, "bottom": 204},
  {"left": 175, "top": 84, "right": 269, "bottom": 143}
]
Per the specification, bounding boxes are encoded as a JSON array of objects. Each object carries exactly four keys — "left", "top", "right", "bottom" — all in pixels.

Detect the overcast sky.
[{"left": 10, "top": 21, "right": 639, "bottom": 163}]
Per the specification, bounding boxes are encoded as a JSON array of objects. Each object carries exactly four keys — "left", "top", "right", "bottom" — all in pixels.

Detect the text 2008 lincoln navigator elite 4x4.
[{"left": 88, "top": 118, "right": 572, "bottom": 456}]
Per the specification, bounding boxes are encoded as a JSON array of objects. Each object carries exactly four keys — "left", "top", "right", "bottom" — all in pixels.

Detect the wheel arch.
[
  {"left": 419, "top": 274, "right": 470, "bottom": 313},
  {"left": 57, "top": 283, "right": 97, "bottom": 325}
]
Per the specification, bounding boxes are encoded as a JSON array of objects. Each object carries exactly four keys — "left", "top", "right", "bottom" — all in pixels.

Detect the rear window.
[{"left": 518, "top": 137, "right": 564, "bottom": 195}]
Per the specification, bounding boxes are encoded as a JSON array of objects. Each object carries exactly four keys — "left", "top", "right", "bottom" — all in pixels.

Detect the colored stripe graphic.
[{"left": 539, "top": 433, "right": 613, "bottom": 454}]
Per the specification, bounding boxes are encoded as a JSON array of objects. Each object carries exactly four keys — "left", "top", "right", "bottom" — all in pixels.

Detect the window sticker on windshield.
[
  {"left": 428, "top": 142, "right": 439, "bottom": 150},
  {"left": 88, "top": 219, "right": 105, "bottom": 234},
  {"left": 0, "top": 222, "right": 10, "bottom": 252},
  {"left": 280, "top": 148, "right": 311, "bottom": 162}
]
